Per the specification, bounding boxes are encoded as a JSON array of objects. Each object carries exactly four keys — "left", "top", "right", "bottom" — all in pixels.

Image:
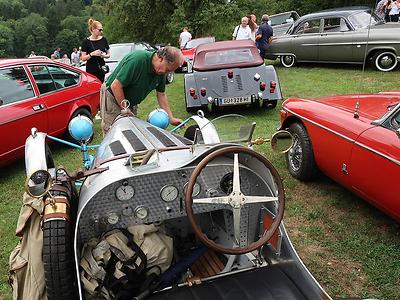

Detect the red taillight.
[
  {"left": 228, "top": 71, "right": 233, "bottom": 79},
  {"left": 270, "top": 81, "right": 276, "bottom": 93},
  {"left": 260, "top": 82, "right": 266, "bottom": 91},
  {"left": 189, "top": 88, "right": 196, "bottom": 97},
  {"left": 200, "top": 87, "right": 206, "bottom": 96}
]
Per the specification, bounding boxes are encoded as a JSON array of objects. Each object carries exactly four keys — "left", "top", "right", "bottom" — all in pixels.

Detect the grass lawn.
[{"left": 1, "top": 61, "right": 399, "bottom": 300}]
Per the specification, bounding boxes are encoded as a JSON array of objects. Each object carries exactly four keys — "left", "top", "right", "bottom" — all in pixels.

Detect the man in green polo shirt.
[{"left": 100, "top": 46, "right": 184, "bottom": 135}]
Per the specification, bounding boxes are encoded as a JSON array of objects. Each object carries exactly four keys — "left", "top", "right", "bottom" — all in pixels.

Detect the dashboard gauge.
[
  {"left": 160, "top": 185, "right": 179, "bottom": 202},
  {"left": 115, "top": 182, "right": 135, "bottom": 201},
  {"left": 135, "top": 206, "right": 148, "bottom": 219},
  {"left": 184, "top": 182, "right": 201, "bottom": 198},
  {"left": 107, "top": 212, "right": 119, "bottom": 224}
]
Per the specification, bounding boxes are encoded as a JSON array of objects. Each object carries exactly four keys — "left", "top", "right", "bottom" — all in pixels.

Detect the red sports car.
[
  {"left": 0, "top": 58, "right": 101, "bottom": 167},
  {"left": 280, "top": 91, "right": 400, "bottom": 221},
  {"left": 180, "top": 36, "right": 215, "bottom": 72}
]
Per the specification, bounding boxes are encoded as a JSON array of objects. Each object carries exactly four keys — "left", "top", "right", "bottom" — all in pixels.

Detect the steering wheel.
[{"left": 185, "top": 146, "right": 285, "bottom": 254}]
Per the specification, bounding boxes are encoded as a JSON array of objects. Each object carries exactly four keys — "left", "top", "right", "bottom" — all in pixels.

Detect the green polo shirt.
[{"left": 106, "top": 50, "right": 165, "bottom": 106}]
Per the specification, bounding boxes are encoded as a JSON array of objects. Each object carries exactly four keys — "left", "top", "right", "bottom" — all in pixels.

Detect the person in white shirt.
[
  {"left": 71, "top": 48, "right": 80, "bottom": 66},
  {"left": 232, "top": 17, "right": 252, "bottom": 40},
  {"left": 179, "top": 27, "right": 192, "bottom": 49}
]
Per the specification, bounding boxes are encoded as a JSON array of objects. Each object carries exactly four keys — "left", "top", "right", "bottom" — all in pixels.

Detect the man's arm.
[
  {"left": 110, "top": 79, "right": 126, "bottom": 109},
  {"left": 156, "top": 91, "right": 182, "bottom": 126}
]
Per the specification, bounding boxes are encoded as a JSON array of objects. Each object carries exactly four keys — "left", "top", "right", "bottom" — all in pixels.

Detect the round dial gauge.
[
  {"left": 107, "top": 212, "right": 119, "bottom": 224},
  {"left": 184, "top": 182, "right": 201, "bottom": 198},
  {"left": 115, "top": 182, "right": 135, "bottom": 201},
  {"left": 135, "top": 206, "right": 148, "bottom": 219},
  {"left": 160, "top": 185, "right": 179, "bottom": 202}
]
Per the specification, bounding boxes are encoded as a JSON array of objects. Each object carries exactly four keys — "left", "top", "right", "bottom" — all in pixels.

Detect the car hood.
[{"left": 313, "top": 92, "right": 400, "bottom": 120}]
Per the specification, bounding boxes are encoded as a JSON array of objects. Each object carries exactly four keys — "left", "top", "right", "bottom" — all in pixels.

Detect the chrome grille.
[
  {"left": 235, "top": 74, "right": 243, "bottom": 91},
  {"left": 221, "top": 75, "right": 228, "bottom": 92}
]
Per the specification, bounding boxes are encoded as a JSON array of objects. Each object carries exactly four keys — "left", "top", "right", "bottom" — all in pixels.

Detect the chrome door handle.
[{"left": 32, "top": 104, "right": 45, "bottom": 111}]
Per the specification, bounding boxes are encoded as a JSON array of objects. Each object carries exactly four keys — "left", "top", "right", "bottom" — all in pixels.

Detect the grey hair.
[
  {"left": 262, "top": 14, "right": 269, "bottom": 22},
  {"left": 156, "top": 46, "right": 182, "bottom": 65}
]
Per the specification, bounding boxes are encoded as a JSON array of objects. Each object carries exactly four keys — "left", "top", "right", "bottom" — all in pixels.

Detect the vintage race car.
[
  {"left": 19, "top": 108, "right": 358, "bottom": 300},
  {"left": 184, "top": 40, "right": 282, "bottom": 113},
  {"left": 266, "top": 7, "right": 400, "bottom": 71},
  {"left": 280, "top": 91, "right": 400, "bottom": 222}
]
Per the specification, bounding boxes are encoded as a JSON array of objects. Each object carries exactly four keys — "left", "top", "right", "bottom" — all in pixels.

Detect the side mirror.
[
  {"left": 25, "top": 170, "right": 52, "bottom": 198},
  {"left": 271, "top": 130, "right": 294, "bottom": 153}
]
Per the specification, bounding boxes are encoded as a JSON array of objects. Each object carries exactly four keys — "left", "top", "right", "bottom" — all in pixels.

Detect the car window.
[
  {"left": 29, "top": 65, "right": 57, "bottom": 94},
  {"left": 204, "top": 49, "right": 253, "bottom": 65},
  {"left": 185, "top": 37, "right": 215, "bottom": 49},
  {"left": 0, "top": 67, "right": 35, "bottom": 106},
  {"left": 29, "top": 65, "right": 80, "bottom": 94},
  {"left": 270, "top": 13, "right": 293, "bottom": 26},
  {"left": 107, "top": 45, "right": 132, "bottom": 62},
  {"left": 134, "top": 43, "right": 149, "bottom": 51},
  {"left": 323, "top": 17, "right": 350, "bottom": 32},
  {"left": 295, "top": 19, "right": 321, "bottom": 35},
  {"left": 349, "top": 11, "right": 381, "bottom": 29}
]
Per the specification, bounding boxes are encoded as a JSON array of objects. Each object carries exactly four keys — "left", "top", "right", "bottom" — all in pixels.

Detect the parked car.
[
  {"left": 180, "top": 36, "right": 216, "bottom": 72},
  {"left": 266, "top": 7, "right": 400, "bottom": 71},
  {"left": 269, "top": 11, "right": 300, "bottom": 36},
  {"left": 0, "top": 58, "right": 101, "bottom": 167},
  {"left": 184, "top": 40, "right": 282, "bottom": 112},
  {"left": 21, "top": 110, "right": 355, "bottom": 300},
  {"left": 80, "top": 42, "right": 174, "bottom": 83},
  {"left": 280, "top": 91, "right": 400, "bottom": 222}
]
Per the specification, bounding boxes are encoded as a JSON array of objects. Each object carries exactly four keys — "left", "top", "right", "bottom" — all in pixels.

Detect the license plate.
[{"left": 220, "top": 96, "right": 251, "bottom": 106}]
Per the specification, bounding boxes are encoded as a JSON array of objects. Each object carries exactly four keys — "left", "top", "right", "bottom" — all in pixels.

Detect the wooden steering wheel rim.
[{"left": 185, "top": 146, "right": 285, "bottom": 254}]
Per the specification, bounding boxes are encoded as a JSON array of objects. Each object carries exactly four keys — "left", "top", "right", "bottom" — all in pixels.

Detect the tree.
[
  {"left": 61, "top": 16, "right": 88, "bottom": 42},
  {"left": 0, "top": 22, "right": 14, "bottom": 57},
  {"left": 0, "top": 0, "right": 27, "bottom": 20},
  {"left": 55, "top": 29, "right": 81, "bottom": 56},
  {"left": 14, "top": 13, "right": 49, "bottom": 57}
]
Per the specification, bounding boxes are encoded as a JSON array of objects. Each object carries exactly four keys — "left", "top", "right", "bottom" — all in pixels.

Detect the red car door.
[
  {"left": 349, "top": 113, "right": 400, "bottom": 220},
  {"left": 0, "top": 65, "right": 48, "bottom": 166},
  {"left": 28, "top": 64, "right": 82, "bottom": 137}
]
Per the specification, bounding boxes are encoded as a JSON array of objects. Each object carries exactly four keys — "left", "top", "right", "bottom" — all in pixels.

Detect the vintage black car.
[
  {"left": 266, "top": 7, "right": 400, "bottom": 71},
  {"left": 184, "top": 40, "right": 282, "bottom": 113}
]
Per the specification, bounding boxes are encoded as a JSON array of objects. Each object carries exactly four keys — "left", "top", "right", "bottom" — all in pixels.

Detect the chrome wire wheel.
[{"left": 288, "top": 134, "right": 302, "bottom": 172}]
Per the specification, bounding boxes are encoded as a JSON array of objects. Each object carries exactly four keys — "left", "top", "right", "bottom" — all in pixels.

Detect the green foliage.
[
  {"left": 55, "top": 29, "right": 81, "bottom": 57},
  {"left": 0, "top": 22, "right": 14, "bottom": 57},
  {"left": 60, "top": 16, "right": 88, "bottom": 42},
  {"left": 0, "top": 0, "right": 26, "bottom": 20}
]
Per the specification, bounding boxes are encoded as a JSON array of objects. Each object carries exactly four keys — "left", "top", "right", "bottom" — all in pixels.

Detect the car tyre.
[
  {"left": 43, "top": 219, "right": 77, "bottom": 300},
  {"left": 262, "top": 100, "right": 277, "bottom": 109},
  {"left": 166, "top": 72, "right": 174, "bottom": 84},
  {"left": 65, "top": 108, "right": 93, "bottom": 143},
  {"left": 280, "top": 55, "right": 296, "bottom": 68},
  {"left": 286, "top": 122, "right": 317, "bottom": 181},
  {"left": 373, "top": 51, "right": 398, "bottom": 72}
]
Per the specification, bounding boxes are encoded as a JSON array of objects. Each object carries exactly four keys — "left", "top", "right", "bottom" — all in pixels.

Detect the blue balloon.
[
  {"left": 147, "top": 108, "right": 170, "bottom": 129},
  {"left": 68, "top": 115, "right": 93, "bottom": 142}
]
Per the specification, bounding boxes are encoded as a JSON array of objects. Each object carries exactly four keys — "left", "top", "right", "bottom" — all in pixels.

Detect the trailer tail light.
[
  {"left": 260, "top": 82, "right": 266, "bottom": 91},
  {"left": 200, "top": 87, "right": 206, "bottom": 96},
  {"left": 228, "top": 71, "right": 233, "bottom": 79},
  {"left": 189, "top": 88, "right": 196, "bottom": 97},
  {"left": 270, "top": 81, "right": 276, "bottom": 93}
]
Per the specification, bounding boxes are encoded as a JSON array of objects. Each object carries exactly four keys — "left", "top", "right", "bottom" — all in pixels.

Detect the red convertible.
[
  {"left": 0, "top": 58, "right": 101, "bottom": 167},
  {"left": 280, "top": 91, "right": 400, "bottom": 222}
]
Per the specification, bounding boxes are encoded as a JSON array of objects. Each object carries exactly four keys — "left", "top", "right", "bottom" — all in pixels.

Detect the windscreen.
[
  {"left": 184, "top": 37, "right": 215, "bottom": 49},
  {"left": 204, "top": 49, "right": 254, "bottom": 66}
]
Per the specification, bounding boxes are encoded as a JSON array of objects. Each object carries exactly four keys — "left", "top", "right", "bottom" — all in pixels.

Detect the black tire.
[
  {"left": 280, "top": 55, "right": 296, "bottom": 68},
  {"left": 262, "top": 100, "right": 277, "bottom": 109},
  {"left": 43, "top": 219, "right": 77, "bottom": 300},
  {"left": 285, "top": 122, "right": 317, "bottom": 181},
  {"left": 373, "top": 51, "right": 397, "bottom": 72},
  {"left": 65, "top": 108, "right": 92, "bottom": 143}
]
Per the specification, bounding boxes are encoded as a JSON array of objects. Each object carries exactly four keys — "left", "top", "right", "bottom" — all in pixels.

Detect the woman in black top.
[{"left": 81, "top": 18, "right": 110, "bottom": 82}]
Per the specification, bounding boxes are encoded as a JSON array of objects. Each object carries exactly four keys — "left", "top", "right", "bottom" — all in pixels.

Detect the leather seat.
[{"left": 149, "top": 265, "right": 308, "bottom": 300}]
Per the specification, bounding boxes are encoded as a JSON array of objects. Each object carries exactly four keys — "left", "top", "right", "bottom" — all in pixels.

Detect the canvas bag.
[
  {"left": 80, "top": 224, "right": 173, "bottom": 299},
  {"left": 8, "top": 193, "right": 47, "bottom": 300}
]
